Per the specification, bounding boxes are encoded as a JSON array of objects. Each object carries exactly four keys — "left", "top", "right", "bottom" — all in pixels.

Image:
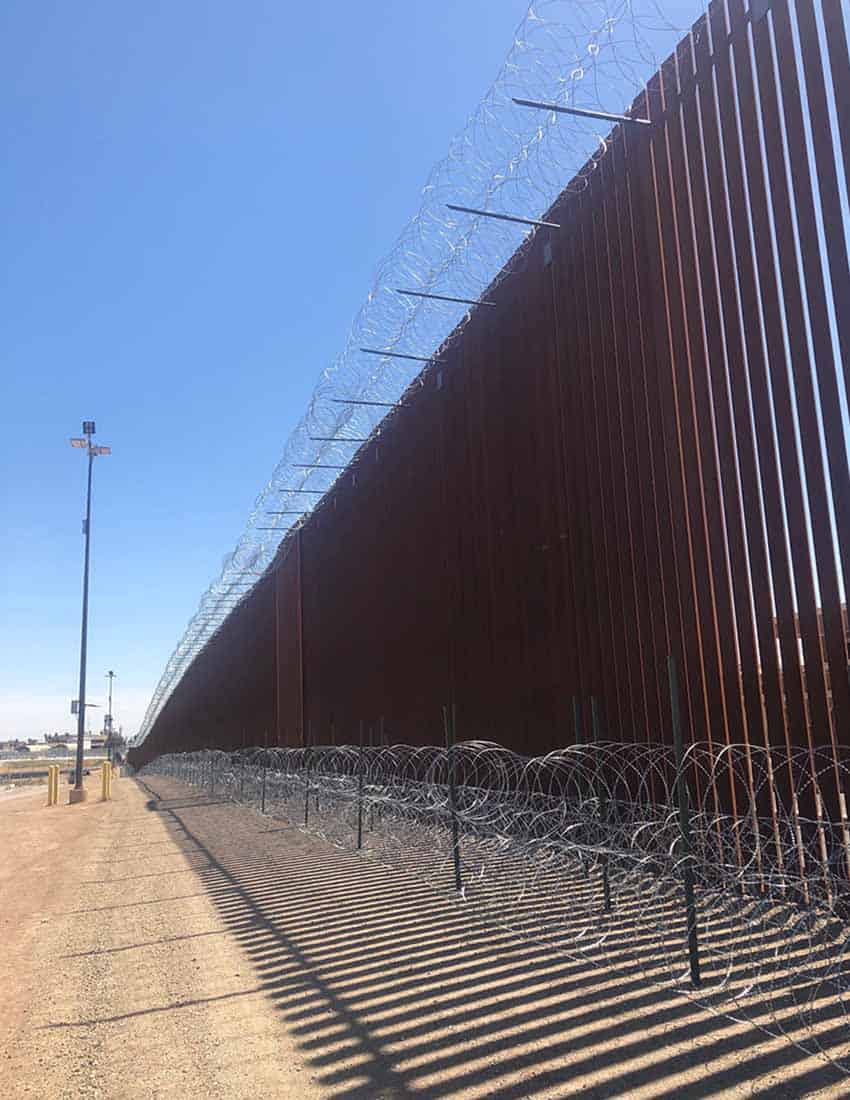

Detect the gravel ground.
[
  {"left": 2, "top": 774, "right": 849, "bottom": 1099},
  {"left": 1, "top": 778, "right": 321, "bottom": 1099}
]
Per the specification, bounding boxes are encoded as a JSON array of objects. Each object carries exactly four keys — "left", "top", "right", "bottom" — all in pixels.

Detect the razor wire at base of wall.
[{"left": 142, "top": 739, "right": 850, "bottom": 1072}]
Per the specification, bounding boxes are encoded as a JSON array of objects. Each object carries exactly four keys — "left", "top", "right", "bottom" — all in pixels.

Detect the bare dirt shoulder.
[
  {"left": 0, "top": 780, "right": 322, "bottom": 1100},
  {"left": 3, "top": 775, "right": 849, "bottom": 1099}
]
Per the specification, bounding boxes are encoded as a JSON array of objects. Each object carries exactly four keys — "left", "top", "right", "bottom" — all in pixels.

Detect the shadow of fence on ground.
[{"left": 134, "top": 772, "right": 850, "bottom": 1098}]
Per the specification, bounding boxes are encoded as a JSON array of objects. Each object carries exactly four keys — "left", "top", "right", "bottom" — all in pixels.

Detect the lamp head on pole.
[{"left": 70, "top": 421, "right": 111, "bottom": 459}]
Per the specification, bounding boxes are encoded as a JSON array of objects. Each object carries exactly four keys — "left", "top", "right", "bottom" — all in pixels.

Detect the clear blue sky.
[
  {"left": 1, "top": 1, "right": 699, "bottom": 741},
  {"left": 0, "top": 1, "right": 547, "bottom": 740}
]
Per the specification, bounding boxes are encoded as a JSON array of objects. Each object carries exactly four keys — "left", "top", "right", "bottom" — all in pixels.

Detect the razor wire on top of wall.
[
  {"left": 133, "top": 0, "right": 698, "bottom": 747},
  {"left": 142, "top": 739, "right": 850, "bottom": 1071}
]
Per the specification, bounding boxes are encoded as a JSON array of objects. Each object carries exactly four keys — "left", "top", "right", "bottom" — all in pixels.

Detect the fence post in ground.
[
  {"left": 261, "top": 750, "right": 267, "bottom": 815},
  {"left": 668, "top": 655, "right": 701, "bottom": 987},
  {"left": 100, "top": 761, "right": 111, "bottom": 801},
  {"left": 443, "top": 703, "right": 462, "bottom": 893},
  {"left": 357, "top": 720, "right": 365, "bottom": 849},
  {"left": 591, "top": 696, "right": 612, "bottom": 913},
  {"left": 573, "top": 696, "right": 590, "bottom": 878},
  {"left": 46, "top": 765, "right": 58, "bottom": 807},
  {"left": 310, "top": 721, "right": 318, "bottom": 812},
  {"left": 303, "top": 742, "right": 311, "bottom": 827},
  {"left": 210, "top": 753, "right": 215, "bottom": 795}
]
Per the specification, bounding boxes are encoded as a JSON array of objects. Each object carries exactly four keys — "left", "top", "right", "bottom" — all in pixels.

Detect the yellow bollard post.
[
  {"left": 52, "top": 765, "right": 59, "bottom": 805},
  {"left": 46, "top": 766, "right": 56, "bottom": 806},
  {"left": 101, "top": 761, "right": 112, "bottom": 801}
]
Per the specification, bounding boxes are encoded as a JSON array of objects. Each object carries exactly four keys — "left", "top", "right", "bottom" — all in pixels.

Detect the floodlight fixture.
[{"left": 70, "top": 438, "right": 88, "bottom": 449}]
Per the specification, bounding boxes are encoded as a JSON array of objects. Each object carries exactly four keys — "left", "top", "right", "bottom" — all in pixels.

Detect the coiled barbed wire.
[
  {"left": 133, "top": 0, "right": 700, "bottom": 748},
  {"left": 142, "top": 739, "right": 850, "bottom": 1071}
]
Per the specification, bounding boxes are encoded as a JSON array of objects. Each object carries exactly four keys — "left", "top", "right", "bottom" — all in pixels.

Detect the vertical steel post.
[
  {"left": 443, "top": 704, "right": 462, "bottom": 892},
  {"left": 310, "top": 720, "right": 318, "bottom": 811},
  {"left": 357, "top": 720, "right": 365, "bottom": 849},
  {"left": 668, "top": 655, "right": 701, "bottom": 987},
  {"left": 592, "top": 696, "right": 612, "bottom": 912},
  {"left": 574, "top": 696, "right": 590, "bottom": 878},
  {"left": 73, "top": 447, "right": 94, "bottom": 800},
  {"left": 303, "top": 742, "right": 311, "bottom": 826},
  {"left": 261, "top": 729, "right": 268, "bottom": 814}
]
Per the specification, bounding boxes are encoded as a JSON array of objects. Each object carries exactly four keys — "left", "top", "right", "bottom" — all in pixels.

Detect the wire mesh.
[{"left": 143, "top": 739, "right": 850, "bottom": 1072}]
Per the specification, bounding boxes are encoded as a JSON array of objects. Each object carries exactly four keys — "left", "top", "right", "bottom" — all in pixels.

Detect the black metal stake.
[
  {"left": 261, "top": 753, "right": 267, "bottom": 814},
  {"left": 443, "top": 703, "right": 462, "bottom": 893},
  {"left": 357, "top": 720, "right": 365, "bottom": 850},
  {"left": 304, "top": 742, "right": 311, "bottom": 827},
  {"left": 668, "top": 655, "right": 701, "bottom": 987},
  {"left": 573, "top": 697, "right": 589, "bottom": 879},
  {"left": 591, "top": 696, "right": 612, "bottom": 913},
  {"left": 368, "top": 725, "right": 376, "bottom": 830}
]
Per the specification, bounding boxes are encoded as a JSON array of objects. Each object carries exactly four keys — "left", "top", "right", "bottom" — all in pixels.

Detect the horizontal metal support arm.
[
  {"left": 330, "top": 398, "right": 401, "bottom": 408},
  {"left": 309, "top": 436, "right": 370, "bottom": 443},
  {"left": 360, "top": 347, "right": 438, "bottom": 363},
  {"left": 396, "top": 288, "right": 496, "bottom": 308},
  {"left": 512, "top": 96, "right": 650, "bottom": 126},
  {"left": 446, "top": 203, "right": 560, "bottom": 229}
]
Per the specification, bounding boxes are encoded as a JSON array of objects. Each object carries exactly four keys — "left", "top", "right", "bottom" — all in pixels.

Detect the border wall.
[{"left": 131, "top": 0, "right": 850, "bottom": 809}]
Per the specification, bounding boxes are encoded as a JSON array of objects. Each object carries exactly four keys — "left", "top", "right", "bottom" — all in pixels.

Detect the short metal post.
[
  {"left": 668, "top": 655, "right": 701, "bottom": 987},
  {"left": 261, "top": 751, "right": 267, "bottom": 815},
  {"left": 304, "top": 743, "right": 311, "bottom": 826},
  {"left": 443, "top": 704, "right": 462, "bottom": 893},
  {"left": 574, "top": 696, "right": 590, "bottom": 878},
  {"left": 309, "top": 720, "right": 318, "bottom": 811},
  {"left": 357, "top": 720, "right": 365, "bottom": 849},
  {"left": 210, "top": 754, "right": 215, "bottom": 794},
  {"left": 591, "top": 696, "right": 612, "bottom": 912}
]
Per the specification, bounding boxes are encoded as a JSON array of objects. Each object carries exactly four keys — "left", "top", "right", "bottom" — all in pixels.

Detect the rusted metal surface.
[{"left": 131, "top": 0, "right": 850, "bottom": 834}]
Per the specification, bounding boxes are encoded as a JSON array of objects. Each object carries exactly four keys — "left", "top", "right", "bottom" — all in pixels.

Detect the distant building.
[{"left": 0, "top": 739, "right": 28, "bottom": 755}]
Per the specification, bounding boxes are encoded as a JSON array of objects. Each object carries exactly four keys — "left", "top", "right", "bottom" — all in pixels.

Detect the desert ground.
[{"left": 2, "top": 775, "right": 848, "bottom": 1099}]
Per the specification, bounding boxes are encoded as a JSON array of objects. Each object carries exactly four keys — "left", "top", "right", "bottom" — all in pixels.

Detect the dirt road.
[
  {"left": 1, "top": 779, "right": 321, "bottom": 1099},
  {"left": 2, "top": 776, "right": 848, "bottom": 1098}
]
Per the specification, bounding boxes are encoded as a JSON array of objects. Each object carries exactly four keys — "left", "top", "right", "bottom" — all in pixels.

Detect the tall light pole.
[
  {"left": 105, "top": 669, "right": 116, "bottom": 761},
  {"left": 69, "top": 421, "right": 111, "bottom": 803}
]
